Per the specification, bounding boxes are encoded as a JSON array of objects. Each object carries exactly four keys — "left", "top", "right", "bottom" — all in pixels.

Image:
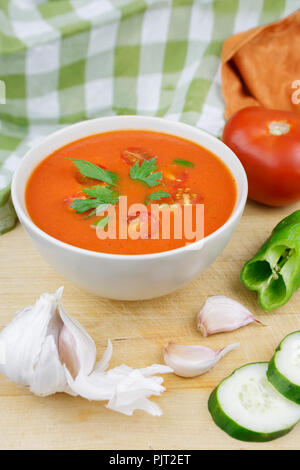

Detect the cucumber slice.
[
  {"left": 267, "top": 331, "right": 300, "bottom": 404},
  {"left": 208, "top": 362, "right": 300, "bottom": 442}
]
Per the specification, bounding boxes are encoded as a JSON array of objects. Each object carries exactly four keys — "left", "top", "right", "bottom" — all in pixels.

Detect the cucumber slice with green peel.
[
  {"left": 208, "top": 362, "right": 300, "bottom": 442},
  {"left": 267, "top": 331, "right": 300, "bottom": 404}
]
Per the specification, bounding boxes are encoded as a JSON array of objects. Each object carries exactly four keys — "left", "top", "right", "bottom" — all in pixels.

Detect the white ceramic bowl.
[{"left": 12, "top": 116, "right": 247, "bottom": 300}]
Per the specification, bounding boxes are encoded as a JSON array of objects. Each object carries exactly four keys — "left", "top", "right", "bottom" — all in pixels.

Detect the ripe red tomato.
[
  {"left": 121, "top": 147, "right": 154, "bottom": 166},
  {"left": 222, "top": 107, "right": 300, "bottom": 207}
]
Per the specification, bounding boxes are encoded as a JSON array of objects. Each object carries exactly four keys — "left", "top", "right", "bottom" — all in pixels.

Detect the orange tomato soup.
[{"left": 26, "top": 130, "right": 236, "bottom": 255}]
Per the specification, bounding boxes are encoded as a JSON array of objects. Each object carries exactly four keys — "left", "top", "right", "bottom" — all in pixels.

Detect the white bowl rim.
[{"left": 12, "top": 115, "right": 248, "bottom": 261}]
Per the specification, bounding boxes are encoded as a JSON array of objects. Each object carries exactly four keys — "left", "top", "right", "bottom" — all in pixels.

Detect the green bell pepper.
[{"left": 241, "top": 210, "right": 300, "bottom": 311}]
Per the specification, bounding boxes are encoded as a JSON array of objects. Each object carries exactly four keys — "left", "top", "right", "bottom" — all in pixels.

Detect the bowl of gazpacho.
[{"left": 12, "top": 116, "right": 247, "bottom": 300}]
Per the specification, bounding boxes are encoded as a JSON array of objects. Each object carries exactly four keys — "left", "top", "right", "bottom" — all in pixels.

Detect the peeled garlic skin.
[
  {"left": 164, "top": 342, "right": 239, "bottom": 378},
  {"left": 66, "top": 362, "right": 172, "bottom": 416},
  {"left": 197, "top": 296, "right": 259, "bottom": 336}
]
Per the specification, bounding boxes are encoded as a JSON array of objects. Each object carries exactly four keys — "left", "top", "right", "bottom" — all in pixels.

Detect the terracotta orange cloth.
[{"left": 221, "top": 9, "right": 300, "bottom": 119}]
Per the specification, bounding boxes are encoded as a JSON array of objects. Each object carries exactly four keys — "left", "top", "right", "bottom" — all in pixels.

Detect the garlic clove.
[
  {"left": 57, "top": 290, "right": 96, "bottom": 376},
  {"left": 197, "top": 296, "right": 261, "bottom": 336},
  {"left": 58, "top": 325, "right": 80, "bottom": 379},
  {"left": 164, "top": 342, "right": 239, "bottom": 377}
]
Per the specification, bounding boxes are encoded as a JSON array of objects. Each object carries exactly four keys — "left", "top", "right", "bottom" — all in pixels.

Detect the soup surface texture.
[{"left": 26, "top": 130, "right": 237, "bottom": 255}]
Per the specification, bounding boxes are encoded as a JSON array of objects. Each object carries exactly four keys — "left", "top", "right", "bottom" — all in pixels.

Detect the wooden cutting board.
[{"left": 0, "top": 199, "right": 299, "bottom": 450}]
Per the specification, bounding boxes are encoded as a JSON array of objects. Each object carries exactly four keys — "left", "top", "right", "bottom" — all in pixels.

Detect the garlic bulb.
[
  {"left": 197, "top": 296, "right": 261, "bottom": 336},
  {"left": 164, "top": 342, "right": 239, "bottom": 377},
  {"left": 0, "top": 288, "right": 172, "bottom": 416}
]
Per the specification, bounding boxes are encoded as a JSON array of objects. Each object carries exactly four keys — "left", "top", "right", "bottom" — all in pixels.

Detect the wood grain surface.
[{"left": 0, "top": 200, "right": 299, "bottom": 450}]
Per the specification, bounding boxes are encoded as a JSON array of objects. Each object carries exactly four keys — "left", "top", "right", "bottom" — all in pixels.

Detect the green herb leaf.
[
  {"left": 130, "top": 157, "right": 162, "bottom": 188},
  {"left": 71, "top": 159, "right": 118, "bottom": 185},
  {"left": 173, "top": 158, "right": 194, "bottom": 168},
  {"left": 145, "top": 190, "right": 170, "bottom": 205},
  {"left": 92, "top": 216, "right": 110, "bottom": 229},
  {"left": 84, "top": 203, "right": 109, "bottom": 219},
  {"left": 70, "top": 198, "right": 99, "bottom": 214},
  {"left": 70, "top": 186, "right": 119, "bottom": 215},
  {"left": 81, "top": 185, "right": 119, "bottom": 204}
]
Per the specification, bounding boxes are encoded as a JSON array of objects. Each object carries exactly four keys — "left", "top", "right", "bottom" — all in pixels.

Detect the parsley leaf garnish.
[
  {"left": 70, "top": 198, "right": 102, "bottom": 214},
  {"left": 145, "top": 190, "right": 170, "bottom": 205},
  {"left": 130, "top": 157, "right": 162, "bottom": 188},
  {"left": 71, "top": 159, "right": 118, "bottom": 185},
  {"left": 173, "top": 158, "right": 194, "bottom": 168},
  {"left": 91, "top": 216, "right": 110, "bottom": 229},
  {"left": 70, "top": 186, "right": 119, "bottom": 216},
  {"left": 80, "top": 186, "right": 119, "bottom": 203}
]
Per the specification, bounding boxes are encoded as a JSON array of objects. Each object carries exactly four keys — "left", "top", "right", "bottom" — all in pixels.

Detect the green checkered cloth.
[{"left": 0, "top": 0, "right": 297, "bottom": 233}]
